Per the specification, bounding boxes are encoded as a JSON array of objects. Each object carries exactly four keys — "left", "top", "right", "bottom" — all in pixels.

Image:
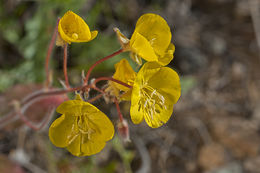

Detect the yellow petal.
[
  {"left": 133, "top": 13, "right": 171, "bottom": 56},
  {"left": 130, "top": 32, "right": 158, "bottom": 62},
  {"left": 83, "top": 107, "right": 115, "bottom": 142},
  {"left": 90, "top": 30, "right": 98, "bottom": 41},
  {"left": 58, "top": 11, "right": 97, "bottom": 44},
  {"left": 158, "top": 43, "right": 175, "bottom": 66},
  {"left": 130, "top": 62, "right": 181, "bottom": 128},
  {"left": 49, "top": 114, "right": 76, "bottom": 147},
  {"left": 130, "top": 102, "right": 144, "bottom": 124},
  {"left": 148, "top": 63, "right": 181, "bottom": 104},
  {"left": 81, "top": 140, "right": 106, "bottom": 156},
  {"left": 113, "top": 59, "right": 136, "bottom": 91},
  {"left": 66, "top": 135, "right": 106, "bottom": 157},
  {"left": 66, "top": 134, "right": 81, "bottom": 156},
  {"left": 56, "top": 100, "right": 86, "bottom": 116}
]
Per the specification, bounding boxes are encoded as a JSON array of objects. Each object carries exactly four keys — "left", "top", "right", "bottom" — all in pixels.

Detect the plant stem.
[
  {"left": 94, "top": 77, "right": 132, "bottom": 89},
  {"left": 21, "top": 85, "right": 89, "bottom": 105},
  {"left": 87, "top": 94, "right": 103, "bottom": 103},
  {"left": 0, "top": 111, "right": 17, "bottom": 129},
  {"left": 45, "top": 18, "right": 60, "bottom": 88},
  {"left": 63, "top": 43, "right": 70, "bottom": 88},
  {"left": 91, "top": 85, "right": 106, "bottom": 94},
  {"left": 17, "top": 108, "right": 54, "bottom": 131},
  {"left": 83, "top": 49, "right": 123, "bottom": 85},
  {"left": 114, "top": 98, "right": 123, "bottom": 122}
]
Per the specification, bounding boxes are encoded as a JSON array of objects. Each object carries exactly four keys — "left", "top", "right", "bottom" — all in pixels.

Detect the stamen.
[
  {"left": 149, "top": 38, "right": 156, "bottom": 45},
  {"left": 139, "top": 85, "right": 166, "bottom": 121},
  {"left": 72, "top": 33, "right": 78, "bottom": 39}
]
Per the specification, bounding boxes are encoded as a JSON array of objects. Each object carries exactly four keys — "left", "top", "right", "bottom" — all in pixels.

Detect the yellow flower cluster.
[
  {"left": 112, "top": 13, "right": 181, "bottom": 128},
  {"left": 49, "top": 11, "right": 181, "bottom": 157}
]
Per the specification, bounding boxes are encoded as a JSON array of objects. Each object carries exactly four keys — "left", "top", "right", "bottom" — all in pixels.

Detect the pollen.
[{"left": 72, "top": 33, "right": 79, "bottom": 40}]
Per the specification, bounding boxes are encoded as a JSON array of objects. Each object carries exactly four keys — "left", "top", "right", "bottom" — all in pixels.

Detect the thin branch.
[
  {"left": 17, "top": 108, "right": 55, "bottom": 131},
  {"left": 45, "top": 18, "right": 60, "bottom": 87},
  {"left": 0, "top": 111, "right": 19, "bottom": 130},
  {"left": 83, "top": 49, "right": 123, "bottom": 85},
  {"left": 94, "top": 77, "right": 132, "bottom": 89},
  {"left": 114, "top": 97, "right": 123, "bottom": 122},
  {"left": 21, "top": 85, "right": 87, "bottom": 105},
  {"left": 87, "top": 94, "right": 103, "bottom": 103},
  {"left": 63, "top": 43, "right": 70, "bottom": 87}
]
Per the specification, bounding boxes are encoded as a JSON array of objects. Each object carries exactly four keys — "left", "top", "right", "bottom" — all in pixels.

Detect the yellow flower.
[
  {"left": 106, "top": 59, "right": 136, "bottom": 101},
  {"left": 115, "top": 13, "right": 175, "bottom": 66},
  {"left": 49, "top": 99, "right": 114, "bottom": 157},
  {"left": 57, "top": 11, "right": 98, "bottom": 44},
  {"left": 130, "top": 62, "right": 181, "bottom": 128}
]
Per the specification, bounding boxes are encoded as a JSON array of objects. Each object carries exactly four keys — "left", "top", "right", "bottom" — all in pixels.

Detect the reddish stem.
[
  {"left": 91, "top": 85, "right": 106, "bottom": 94},
  {"left": 114, "top": 98, "right": 123, "bottom": 122},
  {"left": 94, "top": 77, "right": 132, "bottom": 89},
  {"left": 87, "top": 94, "right": 103, "bottom": 103},
  {"left": 17, "top": 108, "right": 54, "bottom": 131},
  {"left": 45, "top": 18, "right": 60, "bottom": 87},
  {"left": 83, "top": 49, "right": 123, "bottom": 85},
  {"left": 0, "top": 111, "right": 17, "bottom": 129},
  {"left": 21, "top": 85, "right": 90, "bottom": 105},
  {"left": 63, "top": 43, "right": 70, "bottom": 88}
]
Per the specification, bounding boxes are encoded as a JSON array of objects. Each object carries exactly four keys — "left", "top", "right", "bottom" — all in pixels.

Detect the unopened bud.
[{"left": 117, "top": 119, "right": 130, "bottom": 142}]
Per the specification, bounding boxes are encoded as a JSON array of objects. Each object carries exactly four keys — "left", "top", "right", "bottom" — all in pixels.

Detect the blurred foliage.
[
  {"left": 180, "top": 76, "right": 196, "bottom": 95},
  {"left": 0, "top": 0, "right": 127, "bottom": 91}
]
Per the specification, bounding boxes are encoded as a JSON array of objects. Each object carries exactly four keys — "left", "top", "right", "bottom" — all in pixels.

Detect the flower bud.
[{"left": 117, "top": 119, "right": 130, "bottom": 142}]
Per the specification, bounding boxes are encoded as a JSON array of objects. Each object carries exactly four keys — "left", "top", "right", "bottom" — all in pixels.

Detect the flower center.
[
  {"left": 149, "top": 37, "right": 156, "bottom": 46},
  {"left": 138, "top": 84, "right": 166, "bottom": 121},
  {"left": 72, "top": 33, "right": 79, "bottom": 39},
  {"left": 68, "top": 115, "right": 95, "bottom": 145}
]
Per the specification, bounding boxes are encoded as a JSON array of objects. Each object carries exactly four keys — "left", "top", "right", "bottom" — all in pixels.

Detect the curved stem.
[
  {"left": 17, "top": 108, "right": 55, "bottom": 131},
  {"left": 114, "top": 98, "right": 123, "bottom": 122},
  {"left": 87, "top": 94, "right": 103, "bottom": 103},
  {"left": 94, "top": 77, "right": 132, "bottom": 89},
  {"left": 83, "top": 49, "right": 123, "bottom": 85},
  {"left": 0, "top": 111, "right": 17, "bottom": 129},
  {"left": 91, "top": 85, "right": 106, "bottom": 95},
  {"left": 45, "top": 18, "right": 60, "bottom": 88},
  {"left": 63, "top": 43, "right": 70, "bottom": 88},
  {"left": 21, "top": 85, "right": 90, "bottom": 105}
]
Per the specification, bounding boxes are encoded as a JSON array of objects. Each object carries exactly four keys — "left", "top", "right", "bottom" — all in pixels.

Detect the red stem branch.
[
  {"left": 0, "top": 111, "right": 17, "bottom": 129},
  {"left": 83, "top": 49, "right": 123, "bottom": 85},
  {"left": 91, "top": 85, "right": 106, "bottom": 94},
  {"left": 87, "top": 94, "right": 103, "bottom": 103},
  {"left": 94, "top": 77, "right": 132, "bottom": 89},
  {"left": 45, "top": 18, "right": 60, "bottom": 87},
  {"left": 114, "top": 98, "right": 123, "bottom": 122},
  {"left": 17, "top": 108, "right": 54, "bottom": 131},
  {"left": 21, "top": 85, "right": 90, "bottom": 105},
  {"left": 63, "top": 43, "right": 70, "bottom": 88}
]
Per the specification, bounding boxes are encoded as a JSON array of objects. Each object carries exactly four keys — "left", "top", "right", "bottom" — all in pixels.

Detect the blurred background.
[{"left": 1, "top": 0, "right": 260, "bottom": 172}]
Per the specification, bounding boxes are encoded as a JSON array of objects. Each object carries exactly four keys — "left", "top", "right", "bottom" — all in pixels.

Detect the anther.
[{"left": 72, "top": 33, "right": 78, "bottom": 39}]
